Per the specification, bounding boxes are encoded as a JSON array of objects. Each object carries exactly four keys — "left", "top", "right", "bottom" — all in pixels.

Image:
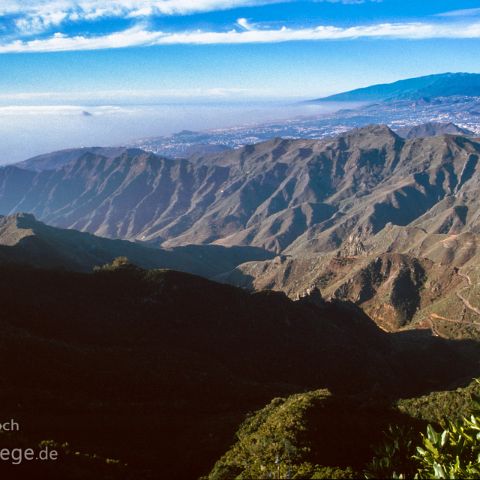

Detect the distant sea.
[{"left": 0, "top": 101, "right": 344, "bottom": 164}]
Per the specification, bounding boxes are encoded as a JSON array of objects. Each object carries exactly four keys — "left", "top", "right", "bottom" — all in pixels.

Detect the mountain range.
[
  {"left": 2, "top": 124, "right": 480, "bottom": 254},
  {"left": 3, "top": 123, "right": 480, "bottom": 341}
]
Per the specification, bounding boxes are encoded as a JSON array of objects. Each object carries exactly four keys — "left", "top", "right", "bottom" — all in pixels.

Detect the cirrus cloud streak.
[{"left": 1, "top": 20, "right": 480, "bottom": 53}]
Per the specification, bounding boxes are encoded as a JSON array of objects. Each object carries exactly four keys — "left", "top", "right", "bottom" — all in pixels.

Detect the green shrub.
[
  {"left": 207, "top": 390, "right": 346, "bottom": 479},
  {"left": 366, "top": 388, "right": 480, "bottom": 479},
  {"left": 414, "top": 396, "right": 480, "bottom": 479},
  {"left": 365, "top": 425, "right": 418, "bottom": 479}
]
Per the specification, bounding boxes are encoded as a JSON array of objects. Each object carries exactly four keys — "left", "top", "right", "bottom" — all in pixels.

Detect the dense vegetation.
[{"left": 208, "top": 380, "right": 480, "bottom": 479}]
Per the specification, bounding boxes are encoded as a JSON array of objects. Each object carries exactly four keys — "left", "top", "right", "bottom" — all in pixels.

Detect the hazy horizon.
[
  {"left": 2, "top": 1, "right": 480, "bottom": 163},
  {"left": 0, "top": 100, "right": 346, "bottom": 164}
]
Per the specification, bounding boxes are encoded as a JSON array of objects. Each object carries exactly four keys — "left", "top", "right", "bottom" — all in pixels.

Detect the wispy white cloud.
[
  {"left": 2, "top": 1, "right": 286, "bottom": 30},
  {"left": 0, "top": 0, "right": 379, "bottom": 17},
  {"left": 0, "top": 87, "right": 262, "bottom": 104},
  {"left": 436, "top": 8, "right": 480, "bottom": 18},
  {"left": 1, "top": 20, "right": 480, "bottom": 53},
  {"left": 0, "top": 105, "right": 93, "bottom": 116},
  {"left": 14, "top": 11, "right": 69, "bottom": 34},
  {"left": 0, "top": 0, "right": 271, "bottom": 16},
  {"left": 3, "top": 0, "right": 384, "bottom": 36}
]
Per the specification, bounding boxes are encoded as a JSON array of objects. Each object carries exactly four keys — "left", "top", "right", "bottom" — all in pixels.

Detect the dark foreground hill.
[{"left": 0, "top": 263, "right": 478, "bottom": 478}]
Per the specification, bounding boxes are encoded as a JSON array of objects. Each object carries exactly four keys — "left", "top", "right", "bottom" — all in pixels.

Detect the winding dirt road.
[
  {"left": 428, "top": 269, "right": 480, "bottom": 334},
  {"left": 456, "top": 270, "right": 480, "bottom": 317}
]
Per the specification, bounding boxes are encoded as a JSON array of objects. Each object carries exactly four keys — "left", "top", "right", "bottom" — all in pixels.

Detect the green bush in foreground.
[
  {"left": 414, "top": 399, "right": 480, "bottom": 479},
  {"left": 367, "top": 392, "right": 480, "bottom": 479}
]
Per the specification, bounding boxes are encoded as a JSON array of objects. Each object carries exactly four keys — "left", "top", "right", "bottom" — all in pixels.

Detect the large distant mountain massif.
[
  {"left": 131, "top": 73, "right": 480, "bottom": 157},
  {"left": 312, "top": 72, "right": 480, "bottom": 102},
  {"left": 1, "top": 73, "right": 480, "bottom": 479}
]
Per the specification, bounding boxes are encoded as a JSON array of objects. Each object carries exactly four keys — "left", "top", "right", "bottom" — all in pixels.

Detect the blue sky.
[{"left": 0, "top": 0, "right": 480, "bottom": 103}]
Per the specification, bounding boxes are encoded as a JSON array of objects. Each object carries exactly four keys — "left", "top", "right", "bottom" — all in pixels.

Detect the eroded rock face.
[
  {"left": 331, "top": 254, "right": 425, "bottom": 329},
  {"left": 336, "top": 233, "right": 368, "bottom": 258},
  {"left": 296, "top": 286, "right": 325, "bottom": 308}
]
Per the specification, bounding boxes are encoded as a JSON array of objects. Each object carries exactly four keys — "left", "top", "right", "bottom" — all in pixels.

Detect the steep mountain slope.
[
  {"left": 2, "top": 127, "right": 480, "bottom": 256},
  {"left": 285, "top": 132, "right": 480, "bottom": 255},
  {"left": 3, "top": 127, "right": 480, "bottom": 340},
  {"left": 0, "top": 127, "right": 450, "bottom": 251},
  {"left": 312, "top": 72, "right": 480, "bottom": 103},
  {"left": 223, "top": 224, "right": 480, "bottom": 339},
  {"left": 0, "top": 213, "right": 273, "bottom": 277},
  {"left": 0, "top": 263, "right": 478, "bottom": 479}
]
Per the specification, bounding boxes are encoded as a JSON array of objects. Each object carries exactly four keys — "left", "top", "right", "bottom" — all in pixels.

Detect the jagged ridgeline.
[
  {"left": 0, "top": 212, "right": 274, "bottom": 278},
  {"left": 2, "top": 125, "right": 480, "bottom": 254}
]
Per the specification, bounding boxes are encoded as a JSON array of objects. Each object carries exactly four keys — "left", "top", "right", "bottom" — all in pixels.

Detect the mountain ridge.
[
  {"left": 395, "top": 122, "right": 475, "bottom": 139},
  {"left": 2, "top": 126, "right": 480, "bottom": 256},
  {"left": 15, "top": 146, "right": 132, "bottom": 172},
  {"left": 0, "top": 212, "right": 274, "bottom": 277}
]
